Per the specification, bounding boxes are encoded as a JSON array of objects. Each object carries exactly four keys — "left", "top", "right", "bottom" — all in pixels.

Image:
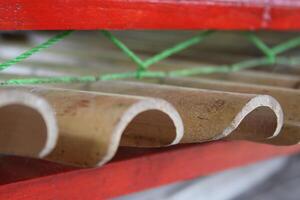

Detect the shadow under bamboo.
[
  {"left": 0, "top": 86, "right": 183, "bottom": 167},
  {"left": 265, "top": 121, "right": 300, "bottom": 145}
]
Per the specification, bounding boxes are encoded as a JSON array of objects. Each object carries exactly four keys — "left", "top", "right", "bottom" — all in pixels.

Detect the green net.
[{"left": 1, "top": 30, "right": 300, "bottom": 85}]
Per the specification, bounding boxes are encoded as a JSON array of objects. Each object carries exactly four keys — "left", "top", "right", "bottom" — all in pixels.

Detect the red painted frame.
[
  {"left": 1, "top": 141, "right": 300, "bottom": 199},
  {"left": 1, "top": 0, "right": 300, "bottom": 30}
]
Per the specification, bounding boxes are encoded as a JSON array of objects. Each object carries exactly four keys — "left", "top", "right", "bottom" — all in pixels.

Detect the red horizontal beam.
[
  {"left": 1, "top": 0, "right": 300, "bottom": 30},
  {"left": 0, "top": 141, "right": 300, "bottom": 199}
]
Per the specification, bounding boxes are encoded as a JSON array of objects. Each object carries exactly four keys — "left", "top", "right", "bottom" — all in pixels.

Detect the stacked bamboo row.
[{"left": 0, "top": 31, "right": 299, "bottom": 167}]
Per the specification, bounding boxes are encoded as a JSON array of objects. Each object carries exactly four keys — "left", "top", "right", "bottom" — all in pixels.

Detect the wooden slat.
[
  {"left": 1, "top": 0, "right": 300, "bottom": 30},
  {"left": 0, "top": 141, "right": 300, "bottom": 199}
]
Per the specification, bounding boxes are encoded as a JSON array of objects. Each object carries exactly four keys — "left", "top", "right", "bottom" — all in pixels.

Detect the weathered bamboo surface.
[
  {"left": 157, "top": 77, "right": 300, "bottom": 145},
  {"left": 62, "top": 81, "right": 283, "bottom": 143},
  {"left": 0, "top": 31, "right": 300, "bottom": 167},
  {"left": 0, "top": 87, "right": 183, "bottom": 167}
]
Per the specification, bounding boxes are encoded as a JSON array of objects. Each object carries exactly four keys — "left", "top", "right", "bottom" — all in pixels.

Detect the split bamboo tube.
[
  {"left": 0, "top": 87, "right": 183, "bottom": 167},
  {"left": 0, "top": 89, "right": 58, "bottom": 158},
  {"left": 157, "top": 77, "right": 300, "bottom": 145},
  {"left": 61, "top": 81, "right": 283, "bottom": 143},
  {"left": 160, "top": 77, "right": 300, "bottom": 122}
]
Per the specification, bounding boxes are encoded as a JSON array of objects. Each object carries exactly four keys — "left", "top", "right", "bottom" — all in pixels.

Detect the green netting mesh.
[{"left": 1, "top": 30, "right": 300, "bottom": 85}]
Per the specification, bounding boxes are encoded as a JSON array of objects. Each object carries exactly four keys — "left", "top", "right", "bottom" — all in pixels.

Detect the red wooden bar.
[
  {"left": 0, "top": 141, "right": 300, "bottom": 199},
  {"left": 1, "top": 0, "right": 300, "bottom": 30}
]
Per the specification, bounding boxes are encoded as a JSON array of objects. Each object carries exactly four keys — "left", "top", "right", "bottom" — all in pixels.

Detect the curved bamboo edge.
[
  {"left": 0, "top": 89, "right": 58, "bottom": 157},
  {"left": 216, "top": 95, "right": 283, "bottom": 140},
  {"left": 97, "top": 97, "right": 184, "bottom": 166},
  {"left": 58, "top": 81, "right": 283, "bottom": 143},
  {"left": 0, "top": 86, "right": 184, "bottom": 167},
  {"left": 157, "top": 77, "right": 300, "bottom": 145}
]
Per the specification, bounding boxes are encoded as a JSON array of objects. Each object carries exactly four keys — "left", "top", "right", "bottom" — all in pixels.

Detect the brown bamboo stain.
[
  {"left": 59, "top": 99, "right": 91, "bottom": 116},
  {"left": 212, "top": 99, "right": 225, "bottom": 111},
  {"left": 78, "top": 99, "right": 90, "bottom": 107},
  {"left": 197, "top": 116, "right": 209, "bottom": 120},
  {"left": 199, "top": 99, "right": 226, "bottom": 113},
  {"left": 61, "top": 104, "right": 77, "bottom": 116},
  {"left": 116, "top": 103, "right": 127, "bottom": 108}
]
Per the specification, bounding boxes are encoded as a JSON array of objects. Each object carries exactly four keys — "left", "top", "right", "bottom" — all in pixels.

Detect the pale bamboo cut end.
[
  {"left": 220, "top": 95, "right": 283, "bottom": 141},
  {"left": 98, "top": 97, "right": 184, "bottom": 166},
  {"left": 158, "top": 77, "right": 299, "bottom": 144},
  {"left": 162, "top": 78, "right": 284, "bottom": 141},
  {"left": 1, "top": 87, "right": 183, "bottom": 167},
  {"left": 0, "top": 90, "right": 58, "bottom": 158}
]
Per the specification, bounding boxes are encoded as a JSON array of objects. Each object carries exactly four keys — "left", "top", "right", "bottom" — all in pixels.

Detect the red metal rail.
[
  {"left": 1, "top": 0, "right": 300, "bottom": 30},
  {"left": 0, "top": 141, "right": 300, "bottom": 199}
]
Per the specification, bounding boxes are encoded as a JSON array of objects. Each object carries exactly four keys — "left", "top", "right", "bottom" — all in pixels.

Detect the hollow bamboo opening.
[
  {"left": 227, "top": 106, "right": 278, "bottom": 140},
  {"left": 121, "top": 109, "right": 177, "bottom": 147},
  {"left": 0, "top": 104, "right": 47, "bottom": 157},
  {"left": 0, "top": 90, "right": 58, "bottom": 158}
]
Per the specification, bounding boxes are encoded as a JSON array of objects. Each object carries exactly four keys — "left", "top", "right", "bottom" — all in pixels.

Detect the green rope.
[
  {"left": 0, "top": 31, "right": 73, "bottom": 71},
  {"left": 245, "top": 32, "right": 275, "bottom": 63},
  {"left": 245, "top": 33, "right": 300, "bottom": 62},
  {"left": 100, "top": 30, "right": 212, "bottom": 78},
  {"left": 272, "top": 36, "right": 300, "bottom": 55},
  {"left": 2, "top": 56, "right": 300, "bottom": 86},
  {"left": 101, "top": 30, "right": 145, "bottom": 70},
  {"left": 3, "top": 75, "right": 97, "bottom": 85},
  {"left": 168, "top": 66, "right": 230, "bottom": 77},
  {"left": 142, "top": 30, "right": 213, "bottom": 68},
  {"left": 0, "top": 71, "right": 166, "bottom": 85},
  {"left": 101, "top": 30, "right": 213, "bottom": 68},
  {"left": 1, "top": 30, "right": 300, "bottom": 86}
]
